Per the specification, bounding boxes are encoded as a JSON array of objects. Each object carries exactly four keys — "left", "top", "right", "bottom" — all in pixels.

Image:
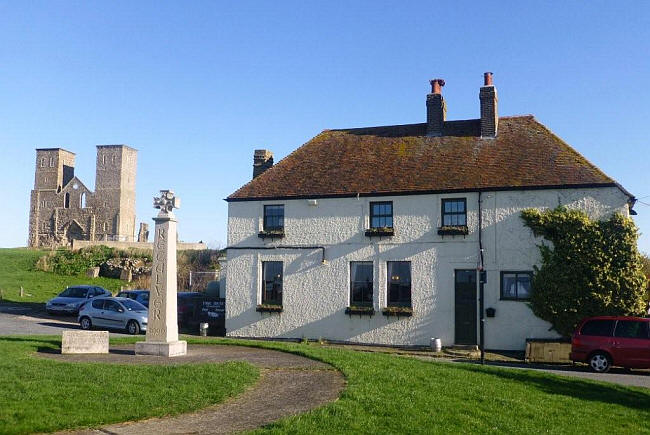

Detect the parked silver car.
[
  {"left": 78, "top": 297, "right": 148, "bottom": 335},
  {"left": 46, "top": 285, "right": 112, "bottom": 315}
]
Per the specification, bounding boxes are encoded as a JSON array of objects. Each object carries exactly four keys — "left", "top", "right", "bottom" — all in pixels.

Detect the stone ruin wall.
[{"left": 28, "top": 145, "right": 139, "bottom": 248}]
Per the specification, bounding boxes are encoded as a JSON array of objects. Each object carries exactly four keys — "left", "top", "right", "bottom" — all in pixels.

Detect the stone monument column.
[{"left": 135, "top": 190, "right": 187, "bottom": 357}]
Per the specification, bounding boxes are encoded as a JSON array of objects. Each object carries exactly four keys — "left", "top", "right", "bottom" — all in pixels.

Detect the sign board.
[{"left": 62, "top": 330, "right": 109, "bottom": 354}]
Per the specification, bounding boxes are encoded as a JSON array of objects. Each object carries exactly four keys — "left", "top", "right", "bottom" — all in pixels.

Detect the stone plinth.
[
  {"left": 62, "top": 330, "right": 109, "bottom": 354},
  {"left": 136, "top": 190, "right": 186, "bottom": 357},
  {"left": 134, "top": 340, "right": 187, "bottom": 357}
]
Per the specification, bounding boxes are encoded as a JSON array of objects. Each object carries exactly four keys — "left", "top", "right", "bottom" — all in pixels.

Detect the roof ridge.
[{"left": 328, "top": 114, "right": 534, "bottom": 132}]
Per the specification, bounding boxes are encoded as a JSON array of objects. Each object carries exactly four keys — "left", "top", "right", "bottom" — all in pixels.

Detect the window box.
[
  {"left": 437, "top": 225, "right": 469, "bottom": 236},
  {"left": 345, "top": 305, "right": 375, "bottom": 316},
  {"left": 258, "top": 229, "right": 285, "bottom": 239},
  {"left": 256, "top": 304, "right": 283, "bottom": 313},
  {"left": 382, "top": 306, "right": 413, "bottom": 317},
  {"left": 365, "top": 227, "right": 395, "bottom": 237}
]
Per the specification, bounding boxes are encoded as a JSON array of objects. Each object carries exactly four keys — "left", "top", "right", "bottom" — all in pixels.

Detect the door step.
[{"left": 449, "top": 345, "right": 479, "bottom": 351}]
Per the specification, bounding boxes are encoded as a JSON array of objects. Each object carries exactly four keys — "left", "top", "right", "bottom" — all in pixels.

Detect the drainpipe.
[{"left": 478, "top": 191, "right": 485, "bottom": 365}]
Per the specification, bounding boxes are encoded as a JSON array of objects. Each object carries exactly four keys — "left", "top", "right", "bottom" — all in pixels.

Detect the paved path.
[{"left": 41, "top": 345, "right": 345, "bottom": 434}]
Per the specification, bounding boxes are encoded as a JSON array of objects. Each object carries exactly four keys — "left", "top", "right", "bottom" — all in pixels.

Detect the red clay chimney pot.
[
  {"left": 430, "top": 79, "right": 445, "bottom": 94},
  {"left": 483, "top": 72, "right": 493, "bottom": 86}
]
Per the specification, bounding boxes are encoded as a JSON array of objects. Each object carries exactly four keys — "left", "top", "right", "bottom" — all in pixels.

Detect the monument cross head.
[{"left": 154, "top": 190, "right": 181, "bottom": 216}]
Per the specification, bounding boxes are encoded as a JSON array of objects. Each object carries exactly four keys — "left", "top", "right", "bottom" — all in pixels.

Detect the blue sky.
[{"left": 1, "top": 1, "right": 649, "bottom": 253}]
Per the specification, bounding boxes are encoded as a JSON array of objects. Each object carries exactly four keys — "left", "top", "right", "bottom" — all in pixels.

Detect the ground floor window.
[
  {"left": 262, "top": 261, "right": 283, "bottom": 305},
  {"left": 387, "top": 261, "right": 411, "bottom": 307},
  {"left": 500, "top": 271, "right": 532, "bottom": 300},
  {"left": 350, "top": 262, "right": 373, "bottom": 306}
]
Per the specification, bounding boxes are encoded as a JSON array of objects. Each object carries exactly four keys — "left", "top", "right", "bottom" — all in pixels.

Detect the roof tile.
[{"left": 228, "top": 116, "right": 619, "bottom": 201}]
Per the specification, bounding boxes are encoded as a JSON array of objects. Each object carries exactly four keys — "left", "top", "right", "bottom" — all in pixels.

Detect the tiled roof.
[{"left": 228, "top": 116, "right": 626, "bottom": 201}]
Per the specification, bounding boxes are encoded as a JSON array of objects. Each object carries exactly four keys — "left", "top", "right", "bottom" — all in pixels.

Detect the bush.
[
  {"left": 521, "top": 207, "right": 647, "bottom": 337},
  {"left": 47, "top": 246, "right": 115, "bottom": 275}
]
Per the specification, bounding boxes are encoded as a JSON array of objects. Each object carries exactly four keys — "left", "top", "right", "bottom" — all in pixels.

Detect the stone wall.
[
  {"left": 71, "top": 240, "right": 207, "bottom": 251},
  {"left": 28, "top": 146, "right": 138, "bottom": 247}
]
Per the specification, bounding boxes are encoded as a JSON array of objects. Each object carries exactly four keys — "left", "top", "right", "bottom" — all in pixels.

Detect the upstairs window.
[
  {"left": 501, "top": 271, "right": 532, "bottom": 301},
  {"left": 263, "top": 205, "right": 284, "bottom": 231},
  {"left": 261, "top": 261, "right": 283, "bottom": 306},
  {"left": 64, "top": 192, "right": 70, "bottom": 209},
  {"left": 387, "top": 261, "right": 411, "bottom": 307},
  {"left": 350, "top": 262, "right": 373, "bottom": 306},
  {"left": 49, "top": 157, "right": 54, "bottom": 167},
  {"left": 370, "top": 201, "right": 393, "bottom": 229},
  {"left": 442, "top": 198, "right": 467, "bottom": 227},
  {"left": 40, "top": 158, "right": 46, "bottom": 167}
]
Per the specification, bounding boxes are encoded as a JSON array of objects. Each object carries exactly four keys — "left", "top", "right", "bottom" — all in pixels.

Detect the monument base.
[{"left": 135, "top": 340, "right": 187, "bottom": 357}]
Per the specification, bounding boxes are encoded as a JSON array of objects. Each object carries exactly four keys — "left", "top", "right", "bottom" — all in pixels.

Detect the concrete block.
[
  {"left": 62, "top": 330, "right": 109, "bottom": 354},
  {"left": 86, "top": 267, "right": 100, "bottom": 278},
  {"left": 135, "top": 340, "right": 187, "bottom": 357},
  {"left": 119, "top": 268, "right": 133, "bottom": 282}
]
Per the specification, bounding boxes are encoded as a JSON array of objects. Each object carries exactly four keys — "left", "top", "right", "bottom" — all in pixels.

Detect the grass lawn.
[
  {"left": 0, "top": 248, "right": 127, "bottom": 303},
  {"left": 0, "top": 336, "right": 259, "bottom": 434},
  {"left": 195, "top": 338, "right": 649, "bottom": 434},
  {"left": 2, "top": 336, "right": 650, "bottom": 434}
]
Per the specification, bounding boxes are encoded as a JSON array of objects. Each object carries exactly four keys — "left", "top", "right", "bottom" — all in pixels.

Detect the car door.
[
  {"left": 102, "top": 300, "right": 125, "bottom": 329},
  {"left": 612, "top": 320, "right": 650, "bottom": 368},
  {"left": 90, "top": 299, "right": 107, "bottom": 327}
]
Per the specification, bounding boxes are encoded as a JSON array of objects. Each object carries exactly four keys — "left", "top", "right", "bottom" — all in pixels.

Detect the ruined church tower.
[{"left": 28, "top": 145, "right": 138, "bottom": 247}]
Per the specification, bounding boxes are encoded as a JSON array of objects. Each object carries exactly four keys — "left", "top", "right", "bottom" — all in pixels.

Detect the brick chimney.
[
  {"left": 253, "top": 149, "right": 273, "bottom": 179},
  {"left": 426, "top": 79, "right": 446, "bottom": 136},
  {"left": 479, "top": 72, "right": 498, "bottom": 138}
]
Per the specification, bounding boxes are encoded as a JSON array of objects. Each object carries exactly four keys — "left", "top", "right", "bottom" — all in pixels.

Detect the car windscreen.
[
  {"left": 120, "top": 299, "right": 147, "bottom": 311},
  {"left": 117, "top": 292, "right": 136, "bottom": 299},
  {"left": 59, "top": 287, "right": 88, "bottom": 298}
]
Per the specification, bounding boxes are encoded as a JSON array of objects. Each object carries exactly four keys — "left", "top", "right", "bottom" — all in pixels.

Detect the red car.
[{"left": 571, "top": 316, "right": 650, "bottom": 373}]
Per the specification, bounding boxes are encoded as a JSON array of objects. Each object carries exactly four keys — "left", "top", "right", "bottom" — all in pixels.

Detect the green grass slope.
[
  {"left": 0, "top": 248, "right": 127, "bottom": 303},
  {"left": 189, "top": 338, "right": 650, "bottom": 435},
  {"left": 0, "top": 336, "right": 259, "bottom": 434}
]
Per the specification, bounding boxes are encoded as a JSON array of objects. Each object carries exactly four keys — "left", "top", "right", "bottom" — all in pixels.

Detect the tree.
[
  {"left": 521, "top": 207, "right": 647, "bottom": 337},
  {"left": 641, "top": 253, "right": 650, "bottom": 311}
]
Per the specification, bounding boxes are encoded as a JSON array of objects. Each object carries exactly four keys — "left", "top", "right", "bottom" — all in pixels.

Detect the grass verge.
[
  {"left": 175, "top": 337, "right": 650, "bottom": 434},
  {"left": 0, "top": 248, "right": 126, "bottom": 303},
  {"left": 0, "top": 336, "right": 259, "bottom": 434}
]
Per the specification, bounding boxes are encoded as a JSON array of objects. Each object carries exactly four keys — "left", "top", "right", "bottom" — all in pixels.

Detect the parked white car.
[{"left": 78, "top": 297, "right": 148, "bottom": 335}]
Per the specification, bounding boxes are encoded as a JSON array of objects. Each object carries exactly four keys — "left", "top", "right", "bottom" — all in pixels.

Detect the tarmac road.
[{"left": 0, "top": 302, "right": 131, "bottom": 336}]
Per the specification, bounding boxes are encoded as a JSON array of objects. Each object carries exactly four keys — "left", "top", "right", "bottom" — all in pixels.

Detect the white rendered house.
[{"left": 224, "top": 74, "right": 635, "bottom": 350}]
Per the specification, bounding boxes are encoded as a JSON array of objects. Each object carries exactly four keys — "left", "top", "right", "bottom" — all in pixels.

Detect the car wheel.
[
  {"left": 589, "top": 352, "right": 611, "bottom": 373},
  {"left": 127, "top": 320, "right": 140, "bottom": 335},
  {"left": 80, "top": 317, "right": 92, "bottom": 330}
]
